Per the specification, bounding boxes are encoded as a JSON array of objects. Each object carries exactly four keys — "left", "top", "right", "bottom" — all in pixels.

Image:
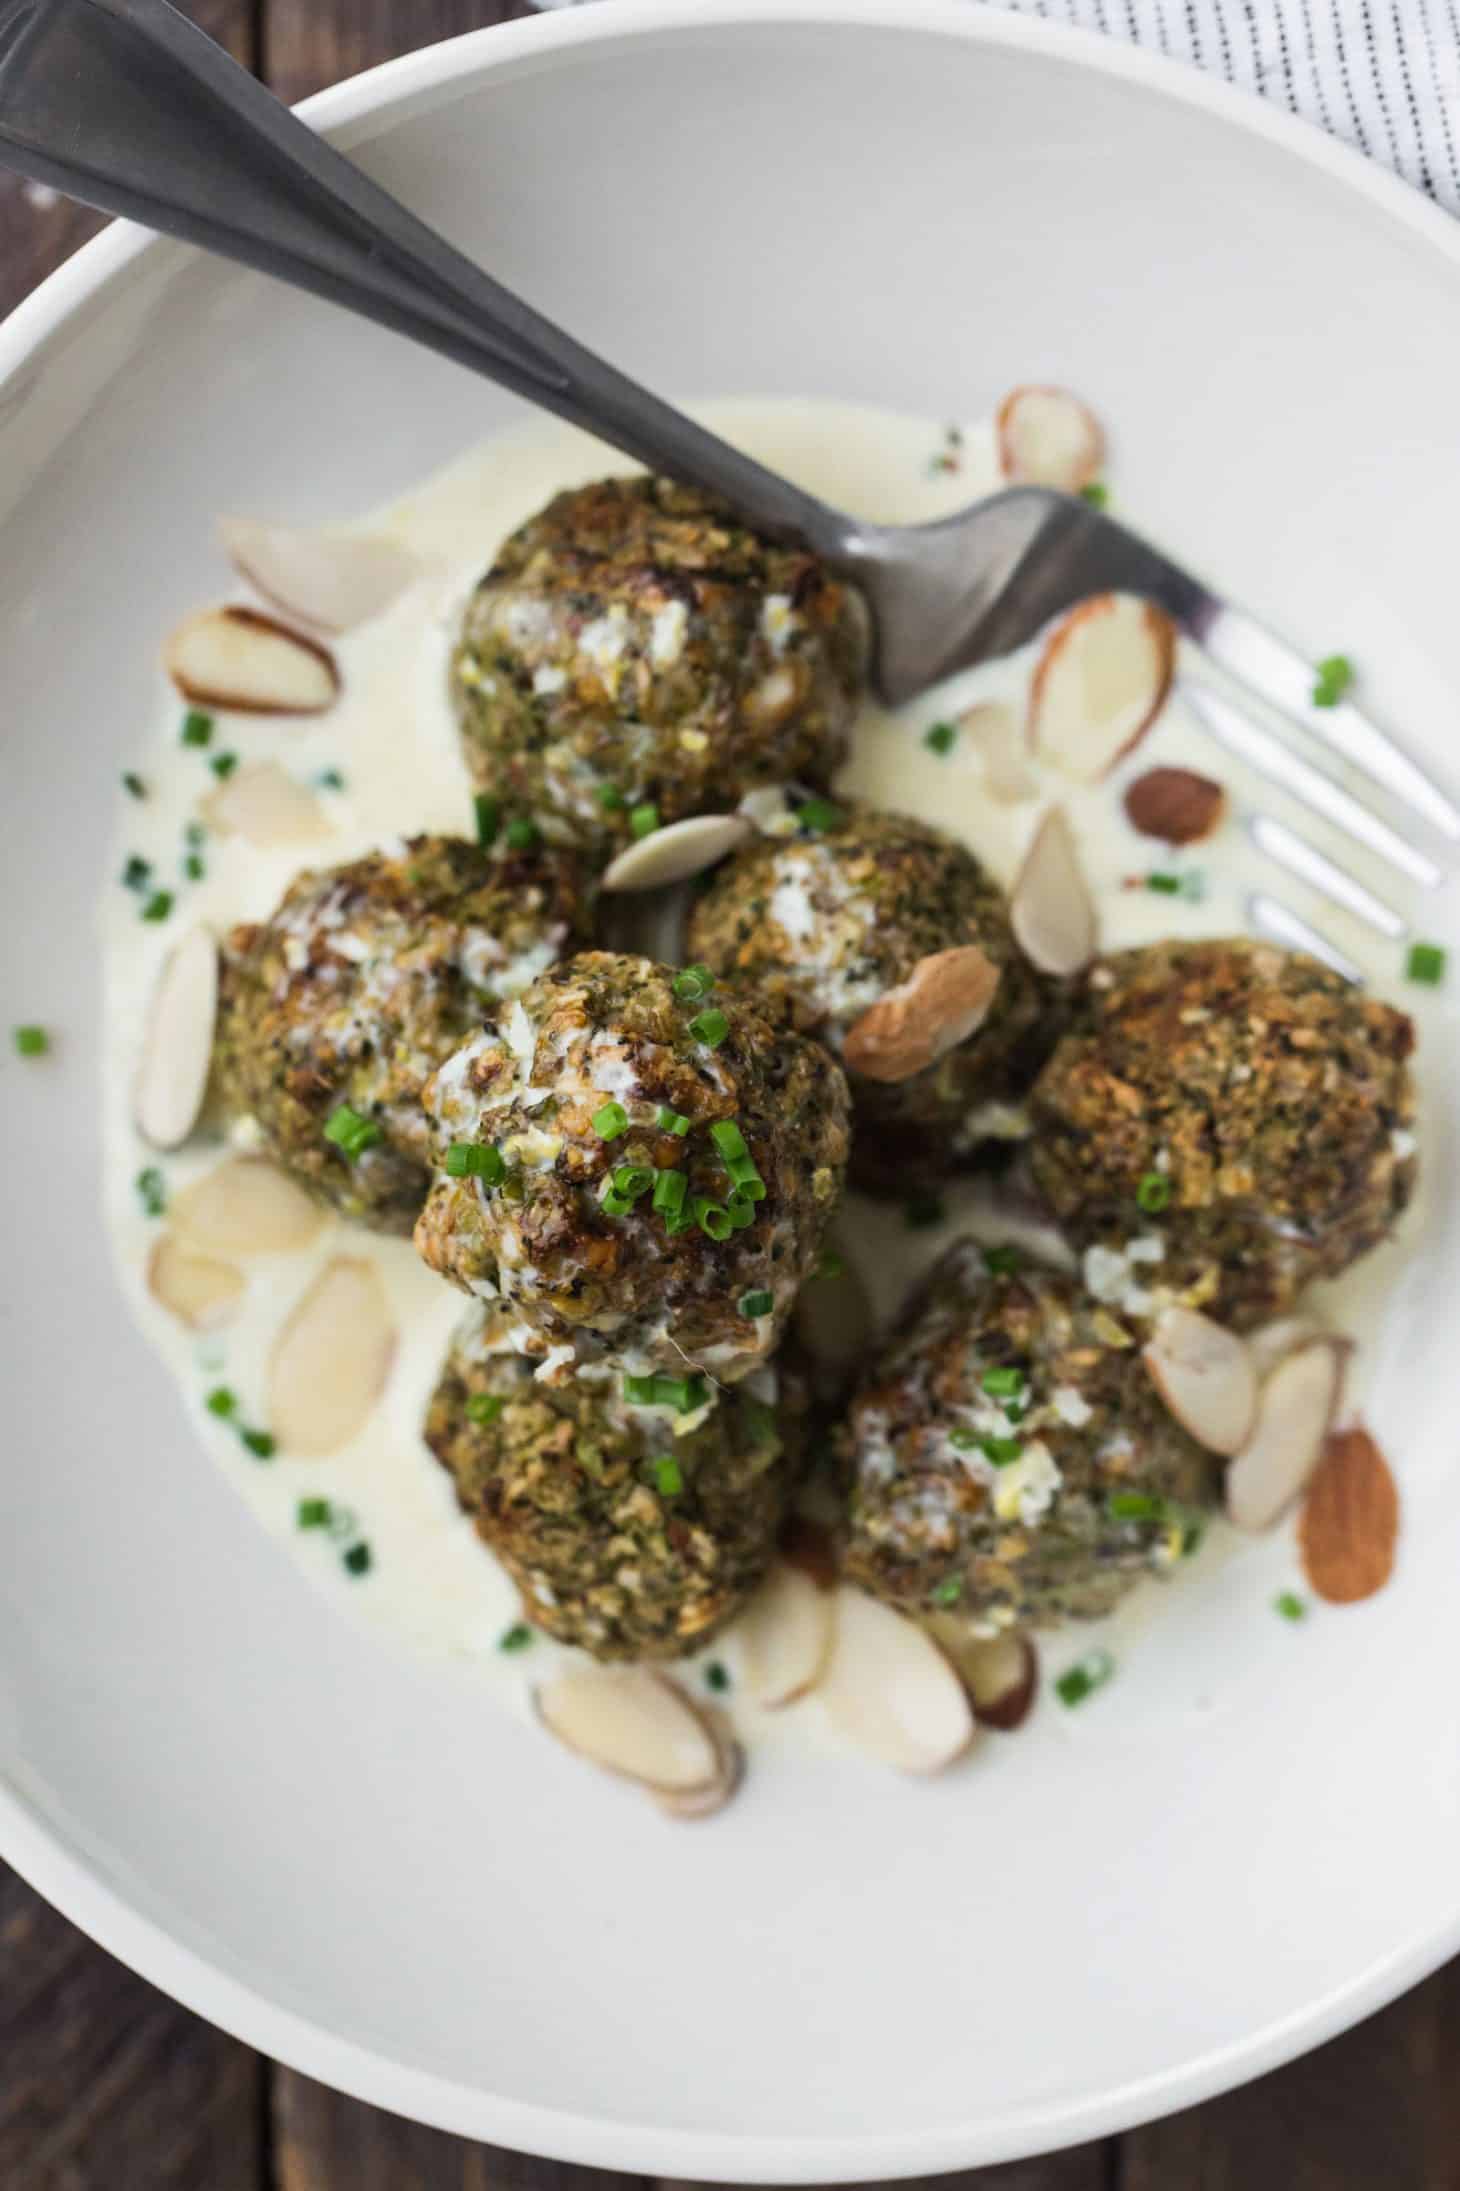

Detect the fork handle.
[{"left": 0, "top": 0, "right": 853, "bottom": 554}]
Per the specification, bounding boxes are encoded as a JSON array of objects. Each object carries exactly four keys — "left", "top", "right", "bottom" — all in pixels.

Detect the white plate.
[{"left": 3, "top": 2, "right": 1460, "bottom": 2175}]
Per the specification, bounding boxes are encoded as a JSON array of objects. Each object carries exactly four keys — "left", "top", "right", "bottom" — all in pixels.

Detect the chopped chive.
[
  {"left": 598, "top": 1182, "right": 633, "bottom": 1216},
  {"left": 981, "top": 1436, "right": 1023, "bottom": 1466},
  {"left": 739, "top": 1287, "right": 774, "bottom": 1319},
  {"left": 795, "top": 798, "right": 844, "bottom": 833},
  {"left": 816, "top": 1250, "right": 845, "bottom": 1279},
  {"left": 241, "top": 1428, "right": 276, "bottom": 1460},
  {"left": 122, "top": 770, "right": 147, "bottom": 800},
  {"left": 663, "top": 1203, "right": 698, "bottom": 1235},
  {"left": 949, "top": 1426, "right": 980, "bottom": 1451},
  {"left": 183, "top": 853, "right": 205, "bottom": 882},
  {"left": 693, "top": 1196, "right": 733, "bottom": 1242},
  {"left": 1181, "top": 1517, "right": 1207, "bottom": 1559},
  {"left": 924, "top": 720, "right": 958, "bottom": 756},
  {"left": 1146, "top": 872, "right": 1182, "bottom": 896},
  {"left": 1275, "top": 1590, "right": 1307, "bottom": 1622},
  {"left": 122, "top": 855, "right": 152, "bottom": 891},
  {"left": 612, "top": 1163, "right": 654, "bottom": 1201},
  {"left": 1079, "top": 481, "right": 1109, "bottom": 509},
  {"left": 466, "top": 1392, "right": 506, "bottom": 1426},
  {"left": 504, "top": 817, "right": 539, "bottom": 851},
  {"left": 180, "top": 708, "right": 213, "bottom": 748},
  {"left": 499, "top": 1621, "right": 533, "bottom": 1652},
  {"left": 444, "top": 1140, "right": 505, "bottom": 1183},
  {"left": 1055, "top": 1649, "right": 1115, "bottom": 1707},
  {"left": 316, "top": 767, "right": 346, "bottom": 790},
  {"left": 209, "top": 751, "right": 238, "bottom": 780},
  {"left": 672, "top": 964, "right": 716, "bottom": 1003},
  {"left": 473, "top": 793, "right": 500, "bottom": 847},
  {"left": 206, "top": 1386, "right": 237, "bottom": 1419},
  {"left": 1136, "top": 1171, "right": 1171, "bottom": 1213},
  {"left": 342, "top": 1541, "right": 372, "bottom": 1576},
  {"left": 710, "top": 1119, "right": 748, "bottom": 1162},
  {"left": 1406, "top": 941, "right": 1446, "bottom": 986},
  {"left": 653, "top": 1168, "right": 687, "bottom": 1219},
  {"left": 905, "top": 1194, "right": 945, "bottom": 1230},
  {"left": 629, "top": 802, "right": 660, "bottom": 840},
  {"left": 688, "top": 1007, "right": 729, "bottom": 1048},
  {"left": 623, "top": 1374, "right": 658, "bottom": 1406},
  {"left": 727, "top": 1159, "right": 765, "bottom": 1200},
  {"left": 596, "top": 783, "right": 625, "bottom": 811},
  {"left": 981, "top": 1366, "right": 1025, "bottom": 1398},
  {"left": 931, "top": 1576, "right": 963, "bottom": 1606},
  {"left": 12, "top": 1024, "right": 48, "bottom": 1057},
  {"left": 297, "top": 1498, "right": 331, "bottom": 1529},
  {"left": 140, "top": 890, "right": 174, "bottom": 923},
  {"left": 656, "top": 1104, "right": 692, "bottom": 1136},
  {"left": 983, "top": 1244, "right": 1021, "bottom": 1274},
  {"left": 1311, "top": 653, "right": 1353, "bottom": 708},
  {"left": 739, "top": 1393, "right": 776, "bottom": 1446},
  {"left": 1107, "top": 1490, "right": 1164, "bottom": 1521},
  {"left": 704, "top": 1660, "right": 730, "bottom": 1693},
  {"left": 324, "top": 1103, "right": 382, "bottom": 1161},
  {"left": 592, "top": 1100, "right": 628, "bottom": 1140},
  {"left": 653, "top": 1455, "right": 684, "bottom": 1497},
  {"left": 724, "top": 1194, "right": 757, "bottom": 1231},
  {"left": 184, "top": 821, "right": 206, "bottom": 850},
  {"left": 136, "top": 1165, "right": 166, "bottom": 1216}
]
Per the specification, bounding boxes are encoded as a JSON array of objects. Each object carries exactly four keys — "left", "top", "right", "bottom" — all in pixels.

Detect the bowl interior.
[{"left": 3, "top": 5, "right": 1460, "bottom": 2174}]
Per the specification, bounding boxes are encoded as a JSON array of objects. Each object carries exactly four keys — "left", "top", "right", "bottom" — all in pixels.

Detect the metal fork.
[{"left": 3, "top": 0, "right": 1455, "bottom": 975}]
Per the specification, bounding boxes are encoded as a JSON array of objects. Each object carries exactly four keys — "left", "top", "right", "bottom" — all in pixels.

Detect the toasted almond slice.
[
  {"left": 793, "top": 1244, "right": 875, "bottom": 1383},
  {"left": 134, "top": 925, "right": 218, "bottom": 1152},
  {"left": 820, "top": 1589, "right": 975, "bottom": 1774},
  {"left": 961, "top": 699, "right": 1038, "bottom": 804},
  {"left": 220, "top": 519, "right": 417, "bottom": 632},
  {"left": 1028, "top": 595, "right": 1175, "bottom": 782},
  {"left": 600, "top": 814, "right": 751, "bottom": 893},
  {"left": 1143, "top": 1305, "right": 1258, "bottom": 1457},
  {"left": 200, "top": 760, "right": 330, "bottom": 846},
  {"left": 147, "top": 1233, "right": 244, "bottom": 1330},
  {"left": 655, "top": 1705, "right": 746, "bottom": 1820},
  {"left": 268, "top": 1256, "right": 395, "bottom": 1456},
  {"left": 1298, "top": 1422, "right": 1399, "bottom": 1605},
  {"left": 1009, "top": 805, "right": 1096, "bottom": 977},
  {"left": 1247, "top": 1315, "right": 1327, "bottom": 1383},
  {"left": 536, "top": 1667, "right": 722, "bottom": 1794},
  {"left": 996, "top": 385, "right": 1105, "bottom": 492},
  {"left": 932, "top": 1623, "right": 1039, "bottom": 1732},
  {"left": 164, "top": 605, "right": 339, "bottom": 715},
  {"left": 171, "top": 1157, "right": 324, "bottom": 1258},
  {"left": 738, "top": 1562, "right": 835, "bottom": 1708},
  {"left": 842, "top": 945, "right": 1001, "bottom": 1084},
  {"left": 1123, "top": 764, "right": 1227, "bottom": 846},
  {"left": 1225, "top": 1336, "right": 1350, "bottom": 1533}
]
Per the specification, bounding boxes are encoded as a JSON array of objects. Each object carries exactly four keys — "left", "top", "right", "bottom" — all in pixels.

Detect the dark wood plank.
[
  {"left": 0, "top": 1865, "right": 264, "bottom": 2190},
  {"left": 1122, "top": 1957, "right": 1460, "bottom": 2190},
  {"left": 262, "top": 0, "right": 536, "bottom": 107},
  {"left": 0, "top": 0, "right": 257, "bottom": 325}
]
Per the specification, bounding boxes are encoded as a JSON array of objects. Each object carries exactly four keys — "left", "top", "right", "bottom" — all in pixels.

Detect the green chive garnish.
[
  {"left": 623, "top": 1374, "right": 658, "bottom": 1406},
  {"left": 629, "top": 802, "right": 660, "bottom": 839},
  {"left": 136, "top": 1165, "right": 166, "bottom": 1216},
  {"left": 981, "top": 1436, "right": 1023, "bottom": 1466},
  {"left": 1311, "top": 653, "right": 1353, "bottom": 708},
  {"left": 324, "top": 1103, "right": 382, "bottom": 1161},
  {"left": 122, "top": 771, "right": 147, "bottom": 799},
  {"left": 624, "top": 1372, "right": 707, "bottom": 1414},
  {"left": 297, "top": 1498, "right": 331, "bottom": 1529},
  {"left": 981, "top": 1366, "right": 1025, "bottom": 1399},
  {"left": 1146, "top": 873, "right": 1181, "bottom": 896},
  {"left": 905, "top": 1195, "right": 945, "bottom": 1230},
  {"left": 1107, "top": 1490, "right": 1163, "bottom": 1521},
  {"left": 689, "top": 1007, "right": 729, "bottom": 1047},
  {"left": 656, "top": 1104, "right": 692, "bottom": 1136},
  {"left": 140, "top": 890, "right": 174, "bottom": 923},
  {"left": 180, "top": 708, "right": 213, "bottom": 747},
  {"left": 672, "top": 964, "right": 715, "bottom": 1002},
  {"left": 592, "top": 1100, "right": 628, "bottom": 1140},
  {"left": 653, "top": 1456, "right": 684, "bottom": 1497},
  {"left": 710, "top": 1119, "right": 748, "bottom": 1162},
  {"left": 739, "top": 1288, "right": 773, "bottom": 1319},
  {"left": 1055, "top": 1650, "right": 1115, "bottom": 1707},
  {"left": 317, "top": 767, "right": 345, "bottom": 790},
  {"left": 653, "top": 1169, "right": 687, "bottom": 1219},
  {"left": 206, "top": 1386, "right": 237, "bottom": 1419},
  {"left": 1406, "top": 941, "right": 1446, "bottom": 986},
  {"left": 499, "top": 1621, "right": 533, "bottom": 1652},
  {"left": 122, "top": 854, "right": 151, "bottom": 891},
  {"left": 241, "top": 1429, "right": 275, "bottom": 1460},
  {"left": 1079, "top": 482, "right": 1109, "bottom": 509},
  {"left": 504, "top": 817, "right": 539, "bottom": 850},
  {"left": 1275, "top": 1590, "right": 1307, "bottom": 1622},
  {"left": 693, "top": 1196, "right": 733, "bottom": 1241},
  {"left": 12, "top": 1025, "right": 48, "bottom": 1057},
  {"left": 474, "top": 793, "right": 500, "bottom": 847},
  {"left": 613, "top": 1163, "right": 654, "bottom": 1200},
  {"left": 984, "top": 1245, "right": 1021, "bottom": 1274},
  {"left": 1136, "top": 1171, "right": 1171, "bottom": 1213},
  {"left": 596, "top": 784, "right": 625, "bottom": 811},
  {"left": 183, "top": 853, "right": 205, "bottom": 882},
  {"left": 949, "top": 1426, "right": 980, "bottom": 1451},
  {"left": 209, "top": 751, "right": 238, "bottom": 780},
  {"left": 725, "top": 1193, "right": 756, "bottom": 1230},
  {"left": 795, "top": 798, "right": 844, "bottom": 833},
  {"left": 598, "top": 1182, "right": 633, "bottom": 1216},
  {"left": 466, "top": 1392, "right": 506, "bottom": 1426},
  {"left": 342, "top": 1541, "right": 371, "bottom": 1575},
  {"left": 924, "top": 721, "right": 957, "bottom": 756},
  {"left": 931, "top": 1576, "right": 963, "bottom": 1606},
  {"left": 704, "top": 1661, "right": 730, "bottom": 1693},
  {"left": 444, "top": 1141, "right": 505, "bottom": 1183}
]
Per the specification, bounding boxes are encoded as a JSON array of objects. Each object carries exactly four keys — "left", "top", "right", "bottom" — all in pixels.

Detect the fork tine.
[
  {"left": 1192, "top": 605, "right": 1460, "bottom": 841},
  {"left": 1248, "top": 815, "right": 1407, "bottom": 939},
  {"left": 1247, "top": 893, "right": 1365, "bottom": 982},
  {"left": 1181, "top": 682, "right": 1444, "bottom": 889}
]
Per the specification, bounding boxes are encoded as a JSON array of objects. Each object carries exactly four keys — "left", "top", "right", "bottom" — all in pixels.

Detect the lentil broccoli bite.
[
  {"left": 450, "top": 476, "right": 867, "bottom": 856},
  {"left": 686, "top": 803, "right": 1051, "bottom": 1191},
  {"left": 1029, "top": 938, "right": 1417, "bottom": 1329},
  {"left": 425, "top": 1306, "right": 808, "bottom": 1658},
  {"left": 212, "top": 834, "right": 591, "bottom": 1232},
  {"left": 413, "top": 949, "right": 851, "bottom": 1381},
  {"left": 837, "top": 1240, "right": 1217, "bottom": 1629}
]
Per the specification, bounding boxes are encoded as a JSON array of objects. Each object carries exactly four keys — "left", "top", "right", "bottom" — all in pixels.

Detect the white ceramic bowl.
[{"left": 4, "top": 2, "right": 1460, "bottom": 2174}]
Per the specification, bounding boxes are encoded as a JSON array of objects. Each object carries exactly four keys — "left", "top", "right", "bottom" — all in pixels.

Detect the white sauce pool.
[{"left": 102, "top": 398, "right": 1436, "bottom": 1750}]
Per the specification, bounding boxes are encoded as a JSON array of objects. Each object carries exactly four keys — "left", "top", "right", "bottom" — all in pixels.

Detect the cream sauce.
[{"left": 102, "top": 398, "right": 1436, "bottom": 1751}]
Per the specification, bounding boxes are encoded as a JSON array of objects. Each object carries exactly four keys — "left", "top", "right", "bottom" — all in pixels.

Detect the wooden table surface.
[{"left": 4, "top": 3, "right": 1460, "bottom": 2183}]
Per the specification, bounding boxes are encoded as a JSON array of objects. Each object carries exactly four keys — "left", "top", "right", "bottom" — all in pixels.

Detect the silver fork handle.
[{"left": 0, "top": 0, "right": 855, "bottom": 557}]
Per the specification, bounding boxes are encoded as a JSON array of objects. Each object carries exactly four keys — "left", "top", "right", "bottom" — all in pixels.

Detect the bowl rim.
[{"left": 4, "top": 1, "right": 1460, "bottom": 2173}]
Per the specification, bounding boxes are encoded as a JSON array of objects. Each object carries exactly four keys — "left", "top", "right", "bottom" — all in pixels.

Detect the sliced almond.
[
  {"left": 996, "top": 385, "right": 1105, "bottom": 492},
  {"left": 220, "top": 518, "right": 417, "bottom": 632},
  {"left": 171, "top": 1156, "right": 324, "bottom": 1258},
  {"left": 147, "top": 1233, "right": 244, "bottom": 1330},
  {"left": 654, "top": 1705, "right": 745, "bottom": 1820},
  {"left": 1247, "top": 1315, "right": 1327, "bottom": 1384},
  {"left": 792, "top": 1245, "right": 875, "bottom": 1384},
  {"left": 268, "top": 1256, "right": 395, "bottom": 1456},
  {"left": 1298, "top": 1422, "right": 1399, "bottom": 1605},
  {"left": 1009, "top": 805, "right": 1096, "bottom": 977},
  {"left": 1123, "top": 764, "right": 1227, "bottom": 845},
  {"left": 200, "top": 760, "right": 330, "bottom": 846},
  {"left": 843, "top": 945, "right": 1001, "bottom": 1084},
  {"left": 164, "top": 605, "right": 339, "bottom": 715},
  {"left": 961, "top": 699, "right": 1038, "bottom": 804},
  {"left": 738, "top": 1562, "right": 835, "bottom": 1708},
  {"left": 1028, "top": 594, "right": 1175, "bottom": 782},
  {"left": 600, "top": 813, "right": 751, "bottom": 893},
  {"left": 1225, "top": 1336, "right": 1350, "bottom": 1533},
  {"left": 134, "top": 924, "right": 219, "bottom": 1152},
  {"left": 536, "top": 1666, "right": 722, "bottom": 1795},
  {"left": 932, "top": 1622, "right": 1039, "bottom": 1732},
  {"left": 1143, "top": 1305, "right": 1258, "bottom": 1457},
  {"left": 819, "top": 1588, "right": 975, "bottom": 1774}
]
